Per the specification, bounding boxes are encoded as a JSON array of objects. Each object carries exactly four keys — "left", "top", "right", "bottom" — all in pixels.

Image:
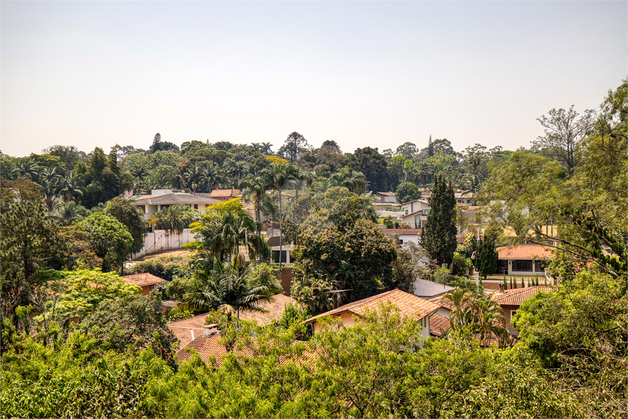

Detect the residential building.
[
  {"left": 132, "top": 189, "right": 220, "bottom": 220},
  {"left": 497, "top": 244, "right": 554, "bottom": 276},
  {"left": 375, "top": 191, "right": 397, "bottom": 203},
  {"left": 381, "top": 228, "right": 421, "bottom": 245},
  {"left": 399, "top": 199, "right": 431, "bottom": 229},
  {"left": 120, "top": 273, "right": 166, "bottom": 295},
  {"left": 208, "top": 188, "right": 241, "bottom": 201},
  {"left": 303, "top": 289, "right": 440, "bottom": 338},
  {"left": 491, "top": 286, "right": 553, "bottom": 335}
]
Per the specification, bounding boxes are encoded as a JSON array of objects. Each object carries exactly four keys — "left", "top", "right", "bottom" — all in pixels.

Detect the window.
[
  {"left": 534, "top": 260, "right": 547, "bottom": 272},
  {"left": 194, "top": 204, "right": 198, "bottom": 209},
  {"left": 510, "top": 310, "right": 517, "bottom": 321},
  {"left": 512, "top": 260, "right": 532, "bottom": 271}
]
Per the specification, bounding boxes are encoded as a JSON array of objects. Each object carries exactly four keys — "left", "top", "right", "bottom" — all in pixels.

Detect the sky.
[{"left": 1, "top": 1, "right": 626, "bottom": 157}]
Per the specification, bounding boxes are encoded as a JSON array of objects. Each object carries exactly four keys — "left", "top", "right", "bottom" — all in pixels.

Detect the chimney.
[
  {"left": 204, "top": 323, "right": 218, "bottom": 338},
  {"left": 498, "top": 284, "right": 504, "bottom": 294}
]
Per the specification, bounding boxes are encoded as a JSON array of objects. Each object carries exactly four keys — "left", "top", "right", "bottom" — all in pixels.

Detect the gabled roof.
[
  {"left": 133, "top": 193, "right": 220, "bottom": 206},
  {"left": 491, "top": 286, "right": 554, "bottom": 306},
  {"left": 303, "top": 289, "right": 440, "bottom": 325},
  {"left": 377, "top": 192, "right": 395, "bottom": 197},
  {"left": 497, "top": 245, "right": 554, "bottom": 260},
  {"left": 120, "top": 273, "right": 166, "bottom": 287},
  {"left": 429, "top": 313, "right": 451, "bottom": 337},
  {"left": 428, "top": 294, "right": 455, "bottom": 310},
  {"left": 381, "top": 228, "right": 422, "bottom": 235},
  {"left": 400, "top": 199, "right": 430, "bottom": 206}
]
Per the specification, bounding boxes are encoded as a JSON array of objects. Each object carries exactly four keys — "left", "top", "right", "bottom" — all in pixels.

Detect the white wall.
[{"left": 131, "top": 228, "right": 195, "bottom": 259}]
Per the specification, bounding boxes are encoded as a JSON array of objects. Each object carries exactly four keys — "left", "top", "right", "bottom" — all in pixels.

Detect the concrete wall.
[{"left": 131, "top": 228, "right": 196, "bottom": 259}]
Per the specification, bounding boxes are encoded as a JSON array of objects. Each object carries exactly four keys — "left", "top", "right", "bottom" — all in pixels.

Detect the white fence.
[{"left": 131, "top": 228, "right": 196, "bottom": 259}]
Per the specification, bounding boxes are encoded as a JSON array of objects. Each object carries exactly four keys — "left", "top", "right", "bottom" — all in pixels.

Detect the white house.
[{"left": 133, "top": 190, "right": 221, "bottom": 220}]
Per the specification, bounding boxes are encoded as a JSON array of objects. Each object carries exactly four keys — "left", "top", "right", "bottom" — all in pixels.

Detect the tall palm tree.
[
  {"left": 37, "top": 168, "right": 62, "bottom": 210},
  {"left": 216, "top": 211, "right": 265, "bottom": 264},
  {"left": 442, "top": 288, "right": 475, "bottom": 329},
  {"left": 240, "top": 173, "right": 271, "bottom": 229},
  {"left": 182, "top": 261, "right": 271, "bottom": 320}
]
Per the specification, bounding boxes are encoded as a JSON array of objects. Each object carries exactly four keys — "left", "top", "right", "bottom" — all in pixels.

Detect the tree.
[
  {"left": 149, "top": 132, "right": 179, "bottom": 153},
  {"left": 151, "top": 204, "right": 198, "bottom": 234},
  {"left": 395, "top": 142, "right": 418, "bottom": 159},
  {"left": 240, "top": 172, "right": 271, "bottom": 228},
  {"left": 104, "top": 197, "right": 146, "bottom": 254},
  {"left": 533, "top": 105, "right": 595, "bottom": 176},
  {"left": 49, "top": 201, "right": 89, "bottom": 226},
  {"left": 473, "top": 237, "right": 498, "bottom": 279},
  {"left": 278, "top": 131, "right": 309, "bottom": 163},
  {"left": 268, "top": 162, "right": 295, "bottom": 268},
  {"left": 81, "top": 292, "right": 178, "bottom": 364},
  {"left": 77, "top": 212, "right": 134, "bottom": 271},
  {"left": 349, "top": 147, "right": 388, "bottom": 192},
  {"left": 395, "top": 181, "right": 421, "bottom": 204},
  {"left": 0, "top": 200, "right": 62, "bottom": 320},
  {"left": 421, "top": 175, "right": 457, "bottom": 267},
  {"left": 181, "top": 261, "right": 272, "bottom": 320}
]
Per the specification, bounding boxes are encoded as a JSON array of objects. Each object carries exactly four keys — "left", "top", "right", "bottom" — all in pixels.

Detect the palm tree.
[
  {"left": 37, "top": 168, "right": 61, "bottom": 210},
  {"left": 49, "top": 201, "right": 89, "bottom": 226},
  {"left": 442, "top": 288, "right": 474, "bottom": 329},
  {"left": 215, "top": 211, "right": 266, "bottom": 264},
  {"left": 469, "top": 297, "right": 504, "bottom": 346},
  {"left": 183, "top": 164, "right": 204, "bottom": 194},
  {"left": 151, "top": 205, "right": 196, "bottom": 233},
  {"left": 202, "top": 162, "right": 223, "bottom": 192},
  {"left": 11, "top": 159, "right": 40, "bottom": 180},
  {"left": 182, "top": 261, "right": 271, "bottom": 321},
  {"left": 329, "top": 169, "right": 366, "bottom": 194},
  {"left": 59, "top": 172, "right": 84, "bottom": 202},
  {"left": 240, "top": 173, "right": 271, "bottom": 229}
]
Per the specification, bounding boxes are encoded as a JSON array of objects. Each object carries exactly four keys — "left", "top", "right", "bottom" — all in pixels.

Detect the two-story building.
[{"left": 133, "top": 189, "right": 221, "bottom": 220}]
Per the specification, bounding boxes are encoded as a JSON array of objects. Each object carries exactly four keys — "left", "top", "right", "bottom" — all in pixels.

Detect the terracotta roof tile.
[
  {"left": 428, "top": 295, "right": 455, "bottom": 310},
  {"left": 209, "top": 189, "right": 241, "bottom": 198},
  {"left": 120, "top": 273, "right": 166, "bottom": 287},
  {"left": 491, "top": 286, "right": 554, "bottom": 306},
  {"left": 304, "top": 289, "right": 440, "bottom": 325},
  {"left": 167, "top": 294, "right": 298, "bottom": 348},
  {"left": 429, "top": 313, "right": 451, "bottom": 337},
  {"left": 497, "top": 245, "right": 554, "bottom": 260}
]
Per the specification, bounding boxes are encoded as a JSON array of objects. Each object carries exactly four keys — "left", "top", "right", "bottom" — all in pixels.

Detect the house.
[
  {"left": 266, "top": 236, "right": 295, "bottom": 264},
  {"left": 375, "top": 191, "right": 397, "bottom": 204},
  {"left": 428, "top": 294, "right": 455, "bottom": 319},
  {"left": 491, "top": 286, "right": 553, "bottom": 335},
  {"left": 428, "top": 312, "right": 451, "bottom": 337},
  {"left": 454, "top": 192, "right": 474, "bottom": 205},
  {"left": 303, "top": 289, "right": 440, "bottom": 338},
  {"left": 497, "top": 244, "right": 554, "bottom": 276},
  {"left": 167, "top": 294, "right": 299, "bottom": 348},
  {"left": 381, "top": 228, "right": 421, "bottom": 245},
  {"left": 132, "top": 189, "right": 220, "bottom": 220},
  {"left": 399, "top": 199, "right": 431, "bottom": 229},
  {"left": 413, "top": 278, "right": 454, "bottom": 299},
  {"left": 208, "top": 188, "right": 241, "bottom": 201},
  {"left": 120, "top": 273, "right": 166, "bottom": 295}
]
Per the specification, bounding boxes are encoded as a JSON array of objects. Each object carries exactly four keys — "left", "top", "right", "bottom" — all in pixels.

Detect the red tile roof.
[
  {"left": 429, "top": 313, "right": 451, "bottom": 337},
  {"left": 209, "top": 189, "right": 241, "bottom": 198},
  {"left": 120, "top": 273, "right": 166, "bottom": 287},
  {"left": 167, "top": 294, "right": 299, "bottom": 348},
  {"left": 491, "top": 286, "right": 554, "bottom": 306},
  {"left": 428, "top": 294, "right": 455, "bottom": 310},
  {"left": 304, "top": 289, "right": 440, "bottom": 325},
  {"left": 497, "top": 245, "right": 554, "bottom": 260}
]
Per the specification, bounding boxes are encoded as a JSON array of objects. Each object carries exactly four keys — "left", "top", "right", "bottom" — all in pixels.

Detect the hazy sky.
[{"left": 1, "top": 1, "right": 626, "bottom": 157}]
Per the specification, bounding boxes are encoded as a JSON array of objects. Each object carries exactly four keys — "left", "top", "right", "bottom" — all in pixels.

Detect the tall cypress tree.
[
  {"left": 474, "top": 237, "right": 498, "bottom": 279},
  {"left": 421, "top": 175, "right": 457, "bottom": 266}
]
